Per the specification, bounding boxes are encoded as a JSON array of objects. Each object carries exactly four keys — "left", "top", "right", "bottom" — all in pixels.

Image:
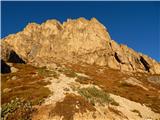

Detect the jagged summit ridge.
[{"left": 1, "top": 17, "right": 160, "bottom": 74}]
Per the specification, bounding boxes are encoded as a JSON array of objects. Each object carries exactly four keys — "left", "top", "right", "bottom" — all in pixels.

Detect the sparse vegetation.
[
  {"left": 108, "top": 106, "right": 129, "bottom": 119},
  {"left": 32, "top": 97, "right": 45, "bottom": 106},
  {"left": 1, "top": 98, "right": 35, "bottom": 120},
  {"left": 2, "top": 62, "right": 160, "bottom": 120},
  {"left": 75, "top": 76, "right": 92, "bottom": 84},
  {"left": 108, "top": 106, "right": 124, "bottom": 117},
  {"left": 58, "top": 67, "right": 77, "bottom": 78},
  {"left": 68, "top": 64, "right": 160, "bottom": 114},
  {"left": 37, "top": 66, "right": 59, "bottom": 78},
  {"left": 77, "top": 86, "right": 119, "bottom": 106},
  {"left": 131, "top": 109, "right": 142, "bottom": 118},
  {"left": 110, "top": 100, "right": 120, "bottom": 106},
  {"left": 2, "top": 81, "right": 51, "bottom": 105}
]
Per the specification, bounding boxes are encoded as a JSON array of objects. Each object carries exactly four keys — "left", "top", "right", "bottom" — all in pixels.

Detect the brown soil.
[{"left": 49, "top": 93, "right": 96, "bottom": 120}]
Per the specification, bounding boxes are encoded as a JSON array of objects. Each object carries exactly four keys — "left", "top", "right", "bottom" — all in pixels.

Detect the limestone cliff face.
[{"left": 1, "top": 17, "right": 160, "bottom": 74}]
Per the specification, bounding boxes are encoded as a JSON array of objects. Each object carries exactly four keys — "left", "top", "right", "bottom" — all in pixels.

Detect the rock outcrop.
[{"left": 1, "top": 17, "right": 160, "bottom": 74}]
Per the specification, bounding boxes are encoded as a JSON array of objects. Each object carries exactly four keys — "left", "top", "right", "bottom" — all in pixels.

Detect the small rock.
[
  {"left": 3, "top": 88, "right": 12, "bottom": 93},
  {"left": 32, "top": 73, "right": 38, "bottom": 77},
  {"left": 63, "top": 88, "right": 70, "bottom": 91},
  {"left": 75, "top": 105, "right": 79, "bottom": 109},
  {"left": 7, "top": 63, "right": 13, "bottom": 66},
  {"left": 11, "top": 67, "right": 18, "bottom": 73},
  {"left": 11, "top": 76, "right": 17, "bottom": 80},
  {"left": 46, "top": 63, "right": 58, "bottom": 70}
]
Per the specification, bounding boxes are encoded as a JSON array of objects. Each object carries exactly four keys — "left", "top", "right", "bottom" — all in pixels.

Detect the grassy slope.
[
  {"left": 1, "top": 62, "right": 160, "bottom": 120},
  {"left": 65, "top": 63, "right": 160, "bottom": 113},
  {"left": 1, "top": 64, "right": 51, "bottom": 105},
  {"left": 1, "top": 64, "right": 53, "bottom": 120}
]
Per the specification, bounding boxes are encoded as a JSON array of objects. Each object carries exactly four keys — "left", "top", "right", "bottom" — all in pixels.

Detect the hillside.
[{"left": 1, "top": 18, "right": 160, "bottom": 120}]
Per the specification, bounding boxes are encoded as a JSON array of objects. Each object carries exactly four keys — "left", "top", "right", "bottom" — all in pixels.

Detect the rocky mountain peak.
[{"left": 1, "top": 17, "right": 160, "bottom": 74}]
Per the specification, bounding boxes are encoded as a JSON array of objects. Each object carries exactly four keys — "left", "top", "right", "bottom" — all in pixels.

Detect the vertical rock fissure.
[
  {"left": 140, "top": 56, "right": 150, "bottom": 72},
  {"left": 114, "top": 52, "right": 122, "bottom": 64}
]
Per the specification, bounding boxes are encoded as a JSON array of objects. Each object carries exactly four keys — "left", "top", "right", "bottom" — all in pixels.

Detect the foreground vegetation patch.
[
  {"left": 58, "top": 67, "right": 77, "bottom": 78},
  {"left": 1, "top": 64, "right": 52, "bottom": 119},
  {"left": 77, "top": 86, "right": 119, "bottom": 106},
  {"left": 37, "top": 66, "right": 59, "bottom": 78},
  {"left": 1, "top": 98, "right": 35, "bottom": 120}
]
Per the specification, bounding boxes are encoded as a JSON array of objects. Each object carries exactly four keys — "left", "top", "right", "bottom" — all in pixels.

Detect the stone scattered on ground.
[
  {"left": 3, "top": 88, "right": 12, "bottom": 93},
  {"left": 11, "top": 76, "right": 17, "bottom": 80},
  {"left": 11, "top": 67, "right": 18, "bottom": 73}
]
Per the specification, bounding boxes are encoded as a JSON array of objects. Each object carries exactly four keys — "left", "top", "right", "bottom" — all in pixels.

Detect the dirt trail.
[{"left": 44, "top": 74, "right": 77, "bottom": 105}]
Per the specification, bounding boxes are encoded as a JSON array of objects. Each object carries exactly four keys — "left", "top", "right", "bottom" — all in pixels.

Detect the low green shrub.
[
  {"left": 1, "top": 98, "right": 35, "bottom": 120},
  {"left": 37, "top": 67, "right": 58, "bottom": 78},
  {"left": 58, "top": 68, "right": 77, "bottom": 78},
  {"left": 78, "top": 86, "right": 119, "bottom": 106}
]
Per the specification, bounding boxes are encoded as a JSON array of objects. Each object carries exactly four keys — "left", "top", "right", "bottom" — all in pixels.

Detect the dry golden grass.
[{"left": 1, "top": 63, "right": 51, "bottom": 105}]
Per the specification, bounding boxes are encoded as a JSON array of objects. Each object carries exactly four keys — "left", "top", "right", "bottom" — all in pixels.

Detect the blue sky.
[{"left": 1, "top": 1, "right": 160, "bottom": 61}]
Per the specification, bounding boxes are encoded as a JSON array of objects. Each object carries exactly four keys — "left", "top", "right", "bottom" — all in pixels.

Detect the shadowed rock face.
[
  {"left": 8, "top": 50, "right": 25, "bottom": 64},
  {"left": 1, "top": 17, "right": 160, "bottom": 74},
  {"left": 1, "top": 59, "right": 11, "bottom": 74},
  {"left": 1, "top": 41, "right": 26, "bottom": 64}
]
